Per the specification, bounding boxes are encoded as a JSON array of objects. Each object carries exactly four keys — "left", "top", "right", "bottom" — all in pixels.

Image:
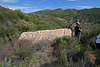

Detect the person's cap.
[{"left": 75, "top": 20, "right": 79, "bottom": 23}]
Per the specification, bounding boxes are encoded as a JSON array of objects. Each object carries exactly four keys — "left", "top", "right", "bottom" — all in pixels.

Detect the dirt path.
[{"left": 87, "top": 52, "right": 97, "bottom": 64}]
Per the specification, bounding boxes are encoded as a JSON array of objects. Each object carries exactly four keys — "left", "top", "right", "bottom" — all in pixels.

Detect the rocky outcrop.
[{"left": 18, "top": 28, "right": 71, "bottom": 44}]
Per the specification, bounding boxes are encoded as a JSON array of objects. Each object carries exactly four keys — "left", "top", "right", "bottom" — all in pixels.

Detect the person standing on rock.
[{"left": 72, "top": 20, "right": 82, "bottom": 43}]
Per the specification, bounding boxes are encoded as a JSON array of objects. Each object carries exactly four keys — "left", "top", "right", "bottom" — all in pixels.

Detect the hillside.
[
  {"left": 30, "top": 8, "right": 100, "bottom": 34},
  {"left": 33, "top": 8, "right": 100, "bottom": 24},
  {"left": 0, "top": 6, "right": 100, "bottom": 67}
]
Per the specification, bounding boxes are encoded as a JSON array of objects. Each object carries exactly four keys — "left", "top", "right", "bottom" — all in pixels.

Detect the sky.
[{"left": 0, "top": 0, "right": 100, "bottom": 13}]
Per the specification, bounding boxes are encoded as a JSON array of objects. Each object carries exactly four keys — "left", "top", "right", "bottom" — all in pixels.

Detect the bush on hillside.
[
  {"left": 57, "top": 35, "right": 91, "bottom": 66},
  {"left": 18, "top": 23, "right": 32, "bottom": 32},
  {"left": 14, "top": 41, "right": 33, "bottom": 60},
  {"left": 81, "top": 24, "right": 100, "bottom": 49}
]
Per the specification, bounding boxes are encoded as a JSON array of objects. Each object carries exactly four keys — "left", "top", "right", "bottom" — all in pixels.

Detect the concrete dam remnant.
[{"left": 18, "top": 28, "right": 72, "bottom": 44}]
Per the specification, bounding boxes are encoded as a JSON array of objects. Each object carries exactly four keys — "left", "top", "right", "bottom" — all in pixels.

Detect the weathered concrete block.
[{"left": 18, "top": 28, "right": 72, "bottom": 44}]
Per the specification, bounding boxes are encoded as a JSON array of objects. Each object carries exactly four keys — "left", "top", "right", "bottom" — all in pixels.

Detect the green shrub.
[
  {"left": 92, "top": 50, "right": 100, "bottom": 58},
  {"left": 13, "top": 40, "right": 42, "bottom": 67},
  {"left": 18, "top": 23, "right": 32, "bottom": 32},
  {"left": 61, "top": 35, "right": 76, "bottom": 45},
  {"left": 24, "top": 54, "right": 42, "bottom": 67},
  {"left": 14, "top": 44, "right": 32, "bottom": 60},
  {"left": 24, "top": 16, "right": 30, "bottom": 21},
  {"left": 0, "top": 58, "right": 11, "bottom": 67},
  {"left": 0, "top": 58, "right": 17, "bottom": 67},
  {"left": 12, "top": 19, "right": 18, "bottom": 24},
  {"left": 14, "top": 9, "right": 25, "bottom": 19},
  {"left": 57, "top": 36, "right": 77, "bottom": 65},
  {"left": 56, "top": 35, "right": 91, "bottom": 66},
  {"left": 81, "top": 24, "right": 100, "bottom": 48}
]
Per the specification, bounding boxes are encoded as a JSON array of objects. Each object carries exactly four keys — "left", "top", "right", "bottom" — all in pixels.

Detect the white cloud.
[
  {"left": 22, "top": 9, "right": 42, "bottom": 13},
  {"left": 67, "top": 0, "right": 78, "bottom": 1},
  {"left": 77, "top": 6, "right": 93, "bottom": 8},
  {"left": 0, "top": 0, "right": 18, "bottom": 3},
  {"left": 7, "top": 6, "right": 41, "bottom": 12},
  {"left": 0, "top": 4, "right": 41, "bottom": 13},
  {"left": 7, "top": 6, "right": 32, "bottom": 10}
]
